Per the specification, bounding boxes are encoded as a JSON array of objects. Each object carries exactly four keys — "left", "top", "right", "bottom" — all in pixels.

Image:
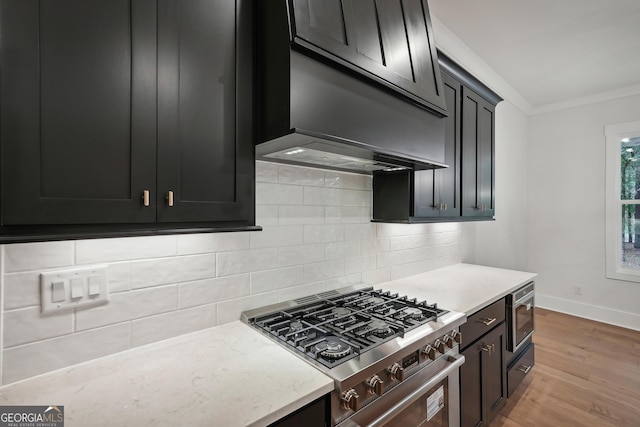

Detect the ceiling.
[{"left": 428, "top": 0, "right": 640, "bottom": 109}]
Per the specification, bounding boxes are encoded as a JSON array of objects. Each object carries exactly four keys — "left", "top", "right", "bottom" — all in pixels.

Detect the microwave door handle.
[
  {"left": 367, "top": 354, "right": 465, "bottom": 427},
  {"left": 514, "top": 291, "right": 535, "bottom": 306}
]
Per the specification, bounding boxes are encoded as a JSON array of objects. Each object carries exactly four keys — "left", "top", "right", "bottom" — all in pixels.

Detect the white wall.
[
  {"left": 0, "top": 161, "right": 462, "bottom": 385},
  {"left": 528, "top": 94, "right": 640, "bottom": 330}
]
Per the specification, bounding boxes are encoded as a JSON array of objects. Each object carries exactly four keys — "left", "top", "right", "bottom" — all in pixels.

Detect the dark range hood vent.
[{"left": 255, "top": 1, "right": 448, "bottom": 175}]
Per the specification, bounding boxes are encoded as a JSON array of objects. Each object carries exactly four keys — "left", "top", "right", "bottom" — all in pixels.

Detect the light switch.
[
  {"left": 88, "top": 275, "right": 101, "bottom": 297},
  {"left": 41, "top": 265, "right": 109, "bottom": 313},
  {"left": 70, "top": 277, "right": 84, "bottom": 299},
  {"left": 51, "top": 281, "right": 66, "bottom": 303}
]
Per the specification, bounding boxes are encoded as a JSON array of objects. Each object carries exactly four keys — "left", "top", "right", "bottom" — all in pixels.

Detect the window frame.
[{"left": 605, "top": 120, "right": 640, "bottom": 282}]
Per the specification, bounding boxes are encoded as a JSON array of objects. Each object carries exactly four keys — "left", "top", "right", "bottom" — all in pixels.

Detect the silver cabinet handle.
[
  {"left": 142, "top": 190, "right": 150, "bottom": 207},
  {"left": 167, "top": 191, "right": 174, "bottom": 207},
  {"left": 518, "top": 365, "right": 532, "bottom": 374},
  {"left": 479, "top": 317, "right": 497, "bottom": 326}
]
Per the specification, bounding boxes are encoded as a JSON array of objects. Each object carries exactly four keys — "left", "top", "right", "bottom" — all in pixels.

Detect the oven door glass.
[
  {"left": 514, "top": 295, "right": 534, "bottom": 347},
  {"left": 384, "top": 378, "right": 449, "bottom": 427}
]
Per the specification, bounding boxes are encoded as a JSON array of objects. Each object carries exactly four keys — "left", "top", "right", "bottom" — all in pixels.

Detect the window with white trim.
[{"left": 605, "top": 120, "right": 640, "bottom": 282}]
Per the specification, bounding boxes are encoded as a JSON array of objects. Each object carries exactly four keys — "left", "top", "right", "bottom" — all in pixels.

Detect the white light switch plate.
[{"left": 41, "top": 265, "right": 109, "bottom": 313}]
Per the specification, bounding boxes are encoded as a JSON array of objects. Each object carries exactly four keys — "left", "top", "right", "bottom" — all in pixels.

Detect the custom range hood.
[{"left": 256, "top": 1, "right": 449, "bottom": 175}]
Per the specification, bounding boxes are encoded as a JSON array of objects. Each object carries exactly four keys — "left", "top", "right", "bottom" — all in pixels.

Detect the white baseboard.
[{"left": 536, "top": 294, "right": 640, "bottom": 331}]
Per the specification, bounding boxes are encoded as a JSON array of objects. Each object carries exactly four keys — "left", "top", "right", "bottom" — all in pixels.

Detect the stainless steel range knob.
[
  {"left": 366, "top": 375, "right": 384, "bottom": 396},
  {"left": 341, "top": 389, "right": 360, "bottom": 411},
  {"left": 422, "top": 344, "right": 437, "bottom": 360},
  {"left": 387, "top": 363, "right": 405, "bottom": 381},
  {"left": 443, "top": 335, "right": 454, "bottom": 348},
  {"left": 451, "top": 330, "right": 462, "bottom": 344},
  {"left": 434, "top": 339, "right": 446, "bottom": 354}
]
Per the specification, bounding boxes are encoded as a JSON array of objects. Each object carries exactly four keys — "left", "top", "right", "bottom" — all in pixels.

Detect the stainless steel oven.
[
  {"left": 506, "top": 282, "right": 535, "bottom": 352},
  {"left": 242, "top": 286, "right": 467, "bottom": 427},
  {"left": 337, "top": 353, "right": 464, "bottom": 427}
]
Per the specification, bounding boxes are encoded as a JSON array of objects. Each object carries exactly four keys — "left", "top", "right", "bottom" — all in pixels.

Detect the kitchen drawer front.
[
  {"left": 507, "top": 342, "right": 535, "bottom": 397},
  {"left": 461, "top": 298, "right": 506, "bottom": 349}
]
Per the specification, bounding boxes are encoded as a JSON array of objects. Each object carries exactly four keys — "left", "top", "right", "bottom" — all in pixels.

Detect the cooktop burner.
[{"left": 244, "top": 286, "right": 449, "bottom": 368}]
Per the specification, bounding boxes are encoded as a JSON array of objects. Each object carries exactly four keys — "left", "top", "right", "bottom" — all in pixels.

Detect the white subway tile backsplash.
[
  {"left": 4, "top": 272, "right": 40, "bottom": 310},
  {"left": 325, "top": 241, "right": 361, "bottom": 260},
  {"left": 362, "top": 268, "right": 391, "bottom": 285},
  {"left": 217, "top": 248, "right": 278, "bottom": 276},
  {"left": 4, "top": 307, "right": 73, "bottom": 348},
  {"left": 389, "top": 253, "right": 461, "bottom": 280},
  {"left": 256, "top": 182, "right": 303, "bottom": 205},
  {"left": 4, "top": 241, "right": 73, "bottom": 273},
  {"left": 344, "top": 224, "right": 377, "bottom": 241},
  {"left": 2, "top": 323, "right": 130, "bottom": 385},
  {"left": 345, "top": 255, "right": 377, "bottom": 275},
  {"left": 249, "top": 225, "right": 303, "bottom": 248},
  {"left": 325, "top": 206, "right": 371, "bottom": 224},
  {"left": 278, "top": 164, "right": 325, "bottom": 186},
  {"left": 75, "top": 285, "right": 178, "bottom": 331},
  {"left": 304, "top": 187, "right": 370, "bottom": 207},
  {"left": 324, "top": 171, "right": 369, "bottom": 190},
  {"left": 256, "top": 205, "right": 279, "bottom": 226},
  {"left": 76, "top": 235, "right": 177, "bottom": 264},
  {"left": 389, "top": 231, "right": 462, "bottom": 251},
  {"left": 0, "top": 162, "right": 463, "bottom": 385},
  {"left": 131, "top": 305, "right": 217, "bottom": 347},
  {"left": 177, "top": 232, "right": 251, "bottom": 255},
  {"left": 255, "top": 160, "right": 279, "bottom": 183},
  {"left": 303, "top": 259, "right": 345, "bottom": 282},
  {"left": 304, "top": 224, "right": 344, "bottom": 243},
  {"left": 361, "top": 238, "right": 391, "bottom": 255},
  {"left": 251, "top": 266, "right": 305, "bottom": 293},
  {"left": 216, "top": 291, "right": 281, "bottom": 324},
  {"left": 179, "top": 275, "right": 250, "bottom": 309},
  {"left": 278, "top": 205, "right": 325, "bottom": 225},
  {"left": 107, "top": 262, "right": 131, "bottom": 293},
  {"left": 130, "top": 254, "right": 216, "bottom": 290},
  {"left": 277, "top": 243, "right": 324, "bottom": 267}
]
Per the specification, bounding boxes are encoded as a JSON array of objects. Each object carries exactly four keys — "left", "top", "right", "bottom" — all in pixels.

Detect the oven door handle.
[{"left": 367, "top": 353, "right": 466, "bottom": 427}]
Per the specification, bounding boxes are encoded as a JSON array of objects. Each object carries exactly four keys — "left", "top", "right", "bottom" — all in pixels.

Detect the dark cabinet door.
[
  {"left": 460, "top": 323, "right": 506, "bottom": 427},
  {"left": 156, "top": 0, "right": 254, "bottom": 224},
  {"left": 414, "top": 72, "right": 461, "bottom": 218},
  {"left": 291, "top": 0, "right": 447, "bottom": 114},
  {"left": 461, "top": 86, "right": 495, "bottom": 218},
  {"left": 0, "top": 0, "right": 157, "bottom": 225}
]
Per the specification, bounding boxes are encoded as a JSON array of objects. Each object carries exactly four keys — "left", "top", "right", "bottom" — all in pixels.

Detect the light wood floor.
[{"left": 493, "top": 308, "right": 640, "bottom": 427}]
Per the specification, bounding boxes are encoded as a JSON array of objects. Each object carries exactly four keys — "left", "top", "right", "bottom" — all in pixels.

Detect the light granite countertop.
[
  {"left": 0, "top": 321, "right": 334, "bottom": 427},
  {"left": 0, "top": 263, "right": 536, "bottom": 426},
  {"left": 382, "top": 263, "right": 537, "bottom": 315}
]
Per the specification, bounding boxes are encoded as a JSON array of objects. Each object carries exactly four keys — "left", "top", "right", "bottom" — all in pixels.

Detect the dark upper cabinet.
[
  {"left": 461, "top": 86, "right": 496, "bottom": 218},
  {"left": 413, "top": 72, "right": 461, "bottom": 218},
  {"left": 156, "top": 0, "right": 254, "bottom": 224},
  {"left": 0, "top": 0, "right": 256, "bottom": 242},
  {"left": 372, "top": 53, "right": 501, "bottom": 223},
  {"left": 290, "top": 0, "right": 447, "bottom": 115},
  {"left": 0, "top": 0, "right": 157, "bottom": 226}
]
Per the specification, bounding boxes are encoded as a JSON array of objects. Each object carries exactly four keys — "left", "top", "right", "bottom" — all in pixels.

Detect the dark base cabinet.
[
  {"left": 459, "top": 299, "right": 507, "bottom": 427},
  {"left": 507, "top": 342, "right": 535, "bottom": 397},
  {"left": 268, "top": 395, "right": 328, "bottom": 427}
]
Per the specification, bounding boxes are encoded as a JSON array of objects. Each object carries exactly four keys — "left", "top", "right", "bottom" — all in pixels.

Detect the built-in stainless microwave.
[{"left": 506, "top": 282, "right": 535, "bottom": 352}]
